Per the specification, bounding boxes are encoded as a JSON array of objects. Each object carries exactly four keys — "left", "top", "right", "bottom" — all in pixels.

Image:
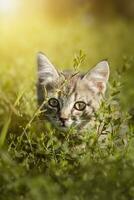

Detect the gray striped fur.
[{"left": 37, "top": 52, "right": 110, "bottom": 131}]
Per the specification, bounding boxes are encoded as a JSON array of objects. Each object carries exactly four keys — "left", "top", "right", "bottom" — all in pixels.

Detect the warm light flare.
[{"left": 0, "top": 0, "right": 18, "bottom": 14}]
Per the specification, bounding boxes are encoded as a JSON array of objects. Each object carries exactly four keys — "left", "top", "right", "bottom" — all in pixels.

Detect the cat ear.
[
  {"left": 83, "top": 60, "right": 110, "bottom": 94},
  {"left": 37, "top": 52, "right": 59, "bottom": 86}
]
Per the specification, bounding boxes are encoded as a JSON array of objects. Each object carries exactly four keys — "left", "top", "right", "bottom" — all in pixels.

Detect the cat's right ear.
[
  {"left": 37, "top": 52, "right": 59, "bottom": 87},
  {"left": 83, "top": 60, "right": 110, "bottom": 94}
]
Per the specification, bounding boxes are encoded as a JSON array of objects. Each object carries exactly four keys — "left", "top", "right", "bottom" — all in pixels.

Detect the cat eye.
[
  {"left": 48, "top": 98, "right": 59, "bottom": 108},
  {"left": 74, "top": 101, "right": 86, "bottom": 111}
]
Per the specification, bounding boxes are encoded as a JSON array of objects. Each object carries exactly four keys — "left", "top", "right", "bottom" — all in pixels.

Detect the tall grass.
[
  {"left": 0, "top": 52, "right": 134, "bottom": 200},
  {"left": 0, "top": 15, "right": 134, "bottom": 200}
]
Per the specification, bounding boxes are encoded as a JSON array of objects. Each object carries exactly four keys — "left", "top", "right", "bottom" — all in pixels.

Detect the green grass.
[{"left": 0, "top": 14, "right": 134, "bottom": 200}]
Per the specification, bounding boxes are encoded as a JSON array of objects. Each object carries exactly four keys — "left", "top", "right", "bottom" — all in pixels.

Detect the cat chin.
[
  {"left": 54, "top": 122, "right": 83, "bottom": 132},
  {"left": 47, "top": 119, "right": 71, "bottom": 131},
  {"left": 45, "top": 116, "right": 85, "bottom": 132},
  {"left": 51, "top": 121, "right": 77, "bottom": 132},
  {"left": 49, "top": 118, "right": 74, "bottom": 130}
]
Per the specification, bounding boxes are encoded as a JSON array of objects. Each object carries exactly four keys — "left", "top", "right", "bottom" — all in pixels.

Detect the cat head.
[{"left": 37, "top": 52, "right": 110, "bottom": 131}]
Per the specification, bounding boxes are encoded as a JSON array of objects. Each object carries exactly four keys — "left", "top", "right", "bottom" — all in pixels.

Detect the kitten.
[{"left": 37, "top": 52, "right": 110, "bottom": 131}]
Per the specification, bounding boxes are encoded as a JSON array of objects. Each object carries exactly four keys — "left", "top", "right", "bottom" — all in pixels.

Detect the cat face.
[{"left": 37, "top": 52, "right": 110, "bottom": 131}]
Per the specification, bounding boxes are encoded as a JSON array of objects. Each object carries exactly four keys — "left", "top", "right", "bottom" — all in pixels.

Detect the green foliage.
[
  {"left": 73, "top": 50, "right": 86, "bottom": 71},
  {"left": 0, "top": 53, "right": 134, "bottom": 200},
  {"left": 0, "top": 11, "right": 134, "bottom": 199}
]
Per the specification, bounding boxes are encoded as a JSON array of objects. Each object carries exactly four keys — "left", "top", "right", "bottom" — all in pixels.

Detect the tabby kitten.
[{"left": 37, "top": 52, "right": 110, "bottom": 131}]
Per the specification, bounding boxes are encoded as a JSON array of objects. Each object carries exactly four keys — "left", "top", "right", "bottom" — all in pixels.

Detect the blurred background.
[{"left": 0, "top": 0, "right": 134, "bottom": 110}]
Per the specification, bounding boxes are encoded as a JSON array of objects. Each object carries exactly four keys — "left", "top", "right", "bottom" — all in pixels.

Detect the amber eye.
[
  {"left": 48, "top": 98, "right": 59, "bottom": 108},
  {"left": 74, "top": 101, "right": 86, "bottom": 111}
]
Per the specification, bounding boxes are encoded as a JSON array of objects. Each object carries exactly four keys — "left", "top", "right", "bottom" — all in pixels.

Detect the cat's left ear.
[
  {"left": 83, "top": 60, "right": 110, "bottom": 94},
  {"left": 37, "top": 52, "right": 59, "bottom": 86}
]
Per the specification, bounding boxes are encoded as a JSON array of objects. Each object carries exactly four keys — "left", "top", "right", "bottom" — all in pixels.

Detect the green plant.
[{"left": 0, "top": 53, "right": 133, "bottom": 200}]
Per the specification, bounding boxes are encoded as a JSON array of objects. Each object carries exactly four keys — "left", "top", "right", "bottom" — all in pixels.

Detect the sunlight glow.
[{"left": 0, "top": 0, "right": 18, "bottom": 14}]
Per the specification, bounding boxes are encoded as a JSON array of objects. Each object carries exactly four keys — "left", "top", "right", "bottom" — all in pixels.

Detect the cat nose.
[
  {"left": 59, "top": 117, "right": 68, "bottom": 126},
  {"left": 60, "top": 117, "right": 68, "bottom": 123}
]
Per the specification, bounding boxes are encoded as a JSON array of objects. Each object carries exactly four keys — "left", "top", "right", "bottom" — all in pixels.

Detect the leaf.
[
  {"left": 0, "top": 115, "right": 11, "bottom": 148},
  {"left": 111, "top": 91, "right": 120, "bottom": 96}
]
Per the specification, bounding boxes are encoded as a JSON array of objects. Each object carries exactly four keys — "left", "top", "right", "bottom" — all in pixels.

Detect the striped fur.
[{"left": 37, "top": 52, "right": 110, "bottom": 131}]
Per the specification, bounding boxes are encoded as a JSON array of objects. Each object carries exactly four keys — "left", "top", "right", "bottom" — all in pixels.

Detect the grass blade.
[{"left": 0, "top": 116, "right": 11, "bottom": 148}]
